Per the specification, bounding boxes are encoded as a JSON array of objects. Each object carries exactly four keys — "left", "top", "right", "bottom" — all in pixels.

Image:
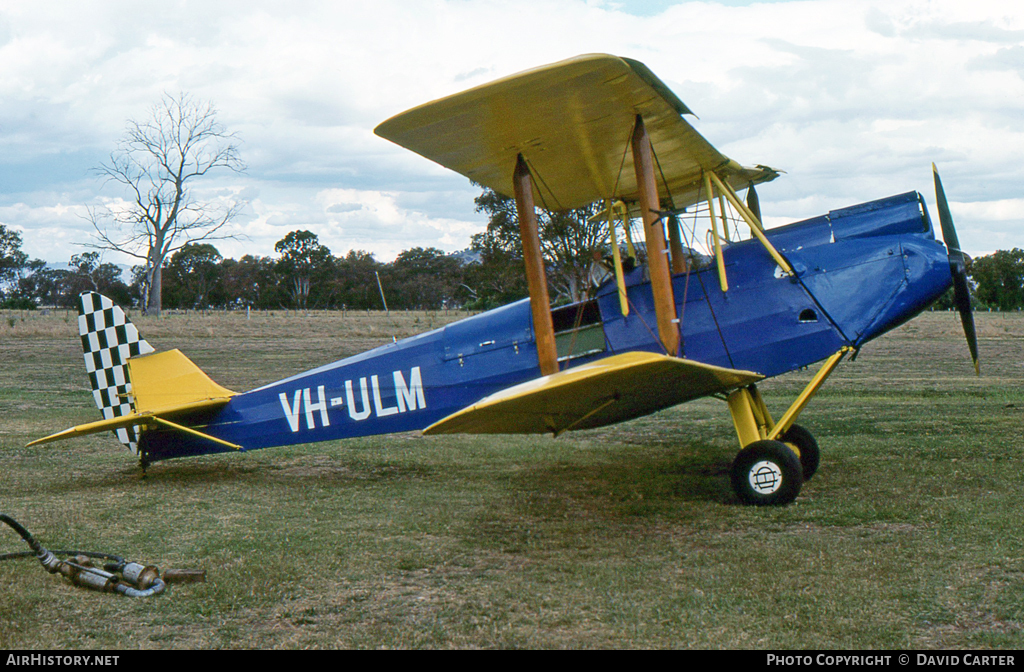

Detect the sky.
[{"left": 1, "top": 0, "right": 1022, "bottom": 268}]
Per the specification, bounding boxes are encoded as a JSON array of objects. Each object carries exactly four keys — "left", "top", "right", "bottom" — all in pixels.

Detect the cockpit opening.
[{"left": 551, "top": 299, "right": 606, "bottom": 362}]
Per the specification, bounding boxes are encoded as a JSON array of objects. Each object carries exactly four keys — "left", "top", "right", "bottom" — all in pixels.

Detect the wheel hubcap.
[{"left": 748, "top": 460, "right": 783, "bottom": 494}]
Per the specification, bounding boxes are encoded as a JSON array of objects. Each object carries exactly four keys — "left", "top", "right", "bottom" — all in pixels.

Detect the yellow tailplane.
[
  {"left": 128, "top": 349, "right": 236, "bottom": 414},
  {"left": 28, "top": 350, "right": 238, "bottom": 449}
]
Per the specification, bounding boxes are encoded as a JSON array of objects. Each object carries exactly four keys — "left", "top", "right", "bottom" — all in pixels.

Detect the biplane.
[{"left": 29, "top": 54, "right": 978, "bottom": 506}]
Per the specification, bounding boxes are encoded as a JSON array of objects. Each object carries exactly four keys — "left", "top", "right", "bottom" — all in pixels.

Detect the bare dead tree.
[{"left": 87, "top": 92, "right": 245, "bottom": 315}]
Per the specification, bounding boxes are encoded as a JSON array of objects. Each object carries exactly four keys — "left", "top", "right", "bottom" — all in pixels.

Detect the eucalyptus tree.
[
  {"left": 274, "top": 230, "right": 334, "bottom": 310},
  {"left": 220, "top": 255, "right": 281, "bottom": 310},
  {"left": 386, "top": 247, "right": 463, "bottom": 310},
  {"left": 0, "top": 224, "right": 27, "bottom": 299},
  {"left": 88, "top": 93, "right": 245, "bottom": 315},
  {"left": 970, "top": 249, "right": 1024, "bottom": 310},
  {"left": 471, "top": 187, "right": 606, "bottom": 306},
  {"left": 163, "top": 243, "right": 224, "bottom": 310}
]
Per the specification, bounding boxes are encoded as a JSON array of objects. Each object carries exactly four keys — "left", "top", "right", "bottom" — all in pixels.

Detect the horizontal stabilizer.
[
  {"left": 28, "top": 412, "right": 160, "bottom": 447},
  {"left": 128, "top": 349, "right": 237, "bottom": 414},
  {"left": 27, "top": 397, "right": 238, "bottom": 449},
  {"left": 28, "top": 348, "right": 239, "bottom": 450},
  {"left": 423, "top": 352, "right": 763, "bottom": 436}
]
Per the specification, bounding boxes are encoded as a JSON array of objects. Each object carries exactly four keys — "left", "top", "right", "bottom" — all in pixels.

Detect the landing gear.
[
  {"left": 730, "top": 440, "right": 803, "bottom": 506},
  {"left": 725, "top": 347, "right": 850, "bottom": 506}
]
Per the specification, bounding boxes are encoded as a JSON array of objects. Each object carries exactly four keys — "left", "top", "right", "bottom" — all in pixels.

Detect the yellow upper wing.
[
  {"left": 375, "top": 53, "right": 778, "bottom": 212},
  {"left": 423, "top": 351, "right": 763, "bottom": 436}
]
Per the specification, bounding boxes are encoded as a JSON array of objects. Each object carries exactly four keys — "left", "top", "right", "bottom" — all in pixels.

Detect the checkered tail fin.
[{"left": 78, "top": 291, "right": 155, "bottom": 454}]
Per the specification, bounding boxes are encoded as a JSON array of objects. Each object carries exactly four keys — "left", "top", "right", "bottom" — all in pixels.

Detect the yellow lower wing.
[{"left": 423, "top": 352, "right": 763, "bottom": 436}]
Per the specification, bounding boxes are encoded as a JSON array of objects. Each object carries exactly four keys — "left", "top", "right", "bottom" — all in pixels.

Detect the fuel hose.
[{"left": 0, "top": 513, "right": 174, "bottom": 597}]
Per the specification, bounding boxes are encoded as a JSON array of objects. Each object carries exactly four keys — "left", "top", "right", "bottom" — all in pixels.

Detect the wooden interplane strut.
[
  {"left": 631, "top": 116, "right": 679, "bottom": 356},
  {"left": 513, "top": 154, "right": 559, "bottom": 376}
]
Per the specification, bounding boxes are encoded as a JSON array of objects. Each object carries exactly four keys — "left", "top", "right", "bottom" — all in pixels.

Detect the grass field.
[{"left": 0, "top": 306, "right": 1022, "bottom": 649}]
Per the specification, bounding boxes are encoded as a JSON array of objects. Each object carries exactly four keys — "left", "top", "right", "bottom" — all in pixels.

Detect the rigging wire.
[
  {"left": 610, "top": 118, "right": 638, "bottom": 201},
  {"left": 521, "top": 155, "right": 564, "bottom": 214},
  {"left": 686, "top": 173, "right": 736, "bottom": 369},
  {"left": 650, "top": 140, "right": 688, "bottom": 355}
]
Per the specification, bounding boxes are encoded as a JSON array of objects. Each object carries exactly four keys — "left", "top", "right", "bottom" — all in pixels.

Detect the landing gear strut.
[{"left": 725, "top": 347, "right": 850, "bottom": 505}]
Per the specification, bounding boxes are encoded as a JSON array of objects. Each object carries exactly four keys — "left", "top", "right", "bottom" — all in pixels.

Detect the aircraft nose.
[{"left": 856, "top": 238, "right": 953, "bottom": 344}]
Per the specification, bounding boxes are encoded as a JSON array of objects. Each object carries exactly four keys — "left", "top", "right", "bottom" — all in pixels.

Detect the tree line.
[
  {"left": 5, "top": 217, "right": 1024, "bottom": 313},
  {"left": 0, "top": 187, "right": 603, "bottom": 312},
  {"left": 0, "top": 226, "right": 471, "bottom": 312}
]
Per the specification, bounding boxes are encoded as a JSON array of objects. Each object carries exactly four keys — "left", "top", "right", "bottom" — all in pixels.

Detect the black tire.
[
  {"left": 730, "top": 440, "right": 803, "bottom": 506},
  {"left": 780, "top": 424, "right": 820, "bottom": 481}
]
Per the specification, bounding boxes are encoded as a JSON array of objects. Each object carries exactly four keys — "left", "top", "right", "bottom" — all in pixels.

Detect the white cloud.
[{"left": 0, "top": 0, "right": 1022, "bottom": 263}]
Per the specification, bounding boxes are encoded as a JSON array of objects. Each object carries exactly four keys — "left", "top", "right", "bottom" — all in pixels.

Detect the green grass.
[{"left": 0, "top": 307, "right": 1022, "bottom": 648}]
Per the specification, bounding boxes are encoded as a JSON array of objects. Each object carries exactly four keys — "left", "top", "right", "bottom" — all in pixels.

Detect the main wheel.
[
  {"left": 780, "top": 424, "right": 820, "bottom": 481},
  {"left": 730, "top": 440, "right": 803, "bottom": 506}
]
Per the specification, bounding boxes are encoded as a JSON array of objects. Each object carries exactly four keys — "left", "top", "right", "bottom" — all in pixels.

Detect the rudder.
[{"left": 77, "top": 291, "right": 155, "bottom": 453}]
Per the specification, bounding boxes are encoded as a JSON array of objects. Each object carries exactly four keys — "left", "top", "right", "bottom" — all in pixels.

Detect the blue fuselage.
[{"left": 139, "top": 191, "right": 952, "bottom": 462}]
